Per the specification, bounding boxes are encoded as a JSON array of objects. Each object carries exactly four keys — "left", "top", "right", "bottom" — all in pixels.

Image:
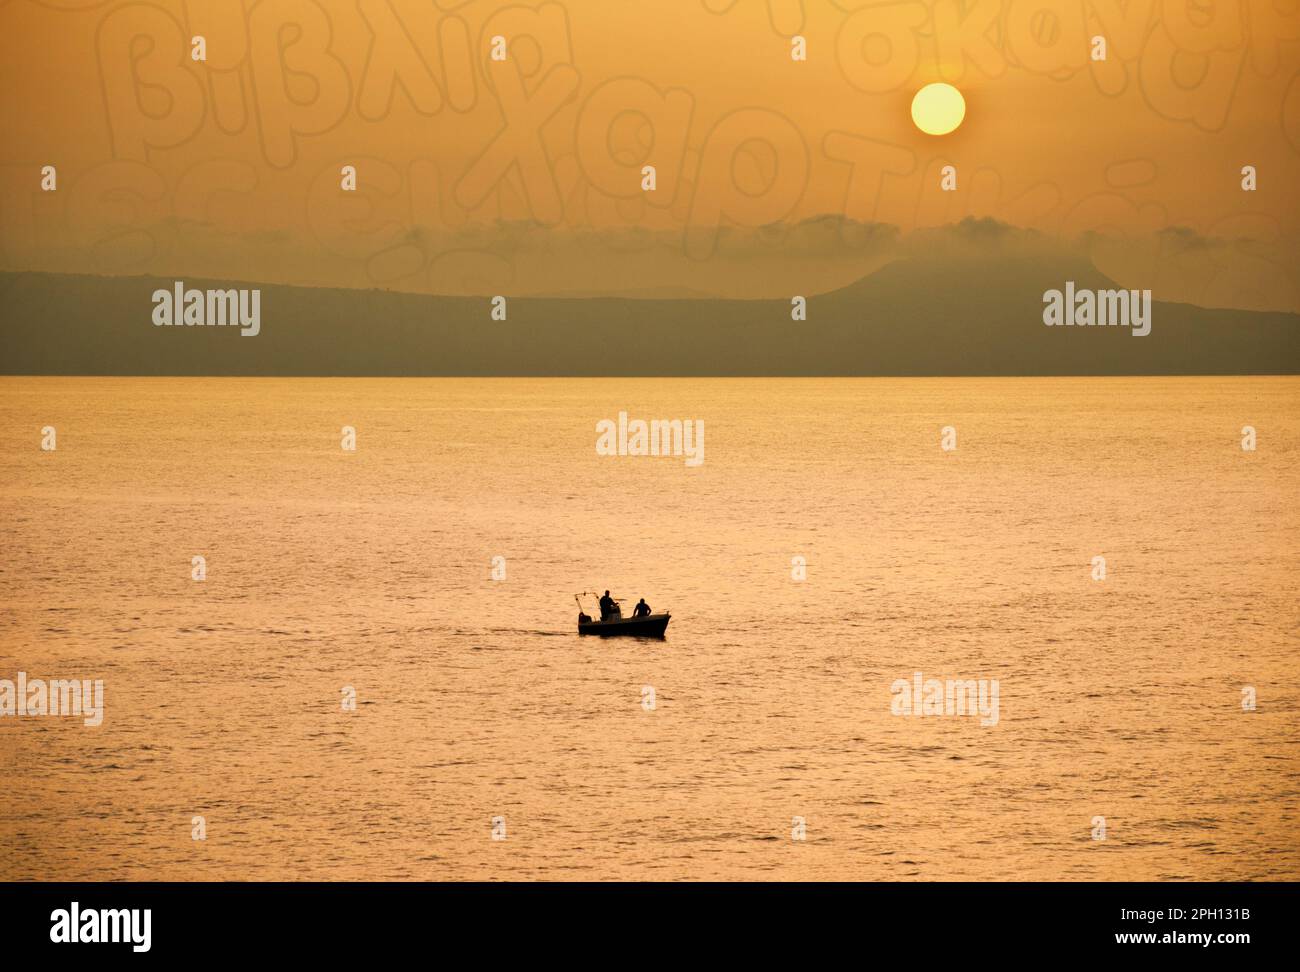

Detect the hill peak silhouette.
[{"left": 1, "top": 257, "right": 1295, "bottom": 375}]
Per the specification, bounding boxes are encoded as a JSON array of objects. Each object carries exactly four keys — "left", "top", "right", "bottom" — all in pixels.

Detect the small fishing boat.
[
  {"left": 575, "top": 593, "right": 670, "bottom": 638},
  {"left": 579, "top": 612, "right": 671, "bottom": 638}
]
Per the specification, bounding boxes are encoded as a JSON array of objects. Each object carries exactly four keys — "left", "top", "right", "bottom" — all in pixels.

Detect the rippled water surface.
[{"left": 1, "top": 376, "right": 1297, "bottom": 880}]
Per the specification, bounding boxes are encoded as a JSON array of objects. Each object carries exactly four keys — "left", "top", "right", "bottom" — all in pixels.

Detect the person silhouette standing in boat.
[{"left": 598, "top": 590, "right": 616, "bottom": 620}]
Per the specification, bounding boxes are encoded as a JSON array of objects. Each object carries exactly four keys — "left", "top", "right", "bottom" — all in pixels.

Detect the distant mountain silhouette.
[
  {"left": 532, "top": 285, "right": 726, "bottom": 300},
  {"left": 2, "top": 253, "right": 1296, "bottom": 375}
]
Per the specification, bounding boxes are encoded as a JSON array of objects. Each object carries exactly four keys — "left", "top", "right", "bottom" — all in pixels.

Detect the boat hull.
[{"left": 579, "top": 613, "right": 670, "bottom": 638}]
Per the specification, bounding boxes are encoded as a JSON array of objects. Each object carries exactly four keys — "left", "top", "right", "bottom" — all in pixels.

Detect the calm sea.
[{"left": 1, "top": 376, "right": 1297, "bottom": 880}]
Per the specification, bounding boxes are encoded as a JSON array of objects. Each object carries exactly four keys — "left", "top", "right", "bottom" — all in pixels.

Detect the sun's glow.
[{"left": 911, "top": 83, "right": 966, "bottom": 136}]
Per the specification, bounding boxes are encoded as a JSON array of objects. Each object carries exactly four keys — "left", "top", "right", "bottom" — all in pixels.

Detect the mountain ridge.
[{"left": 1, "top": 256, "right": 1296, "bottom": 376}]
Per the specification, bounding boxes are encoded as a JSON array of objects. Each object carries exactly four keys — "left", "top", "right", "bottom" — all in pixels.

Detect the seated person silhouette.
[{"left": 632, "top": 598, "right": 651, "bottom": 618}]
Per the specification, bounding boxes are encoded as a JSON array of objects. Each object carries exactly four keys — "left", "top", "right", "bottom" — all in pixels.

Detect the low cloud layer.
[{"left": 2, "top": 215, "right": 1297, "bottom": 314}]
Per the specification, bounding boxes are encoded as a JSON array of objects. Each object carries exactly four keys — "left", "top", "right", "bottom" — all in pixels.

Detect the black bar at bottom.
[{"left": 2, "top": 882, "right": 1288, "bottom": 957}]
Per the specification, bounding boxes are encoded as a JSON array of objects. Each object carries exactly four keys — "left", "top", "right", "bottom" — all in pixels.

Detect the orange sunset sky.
[{"left": 1, "top": 0, "right": 1297, "bottom": 308}]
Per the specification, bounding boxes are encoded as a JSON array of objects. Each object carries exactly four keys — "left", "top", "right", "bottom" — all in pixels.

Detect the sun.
[{"left": 911, "top": 83, "right": 966, "bottom": 136}]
